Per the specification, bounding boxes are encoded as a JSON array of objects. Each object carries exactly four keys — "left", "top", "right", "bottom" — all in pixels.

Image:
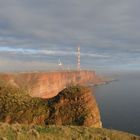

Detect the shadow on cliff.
[{"left": 45, "top": 85, "right": 102, "bottom": 127}]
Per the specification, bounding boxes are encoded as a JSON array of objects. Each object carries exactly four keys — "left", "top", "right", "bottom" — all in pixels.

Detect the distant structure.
[
  {"left": 77, "top": 46, "right": 81, "bottom": 71},
  {"left": 58, "top": 59, "right": 62, "bottom": 66},
  {"left": 58, "top": 59, "right": 63, "bottom": 70}
]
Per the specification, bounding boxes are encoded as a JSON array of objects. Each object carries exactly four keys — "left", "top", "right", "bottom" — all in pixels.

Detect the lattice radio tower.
[{"left": 77, "top": 46, "right": 81, "bottom": 71}]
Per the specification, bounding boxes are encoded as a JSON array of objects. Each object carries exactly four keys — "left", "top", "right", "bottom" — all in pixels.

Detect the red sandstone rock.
[{"left": 0, "top": 70, "right": 104, "bottom": 99}]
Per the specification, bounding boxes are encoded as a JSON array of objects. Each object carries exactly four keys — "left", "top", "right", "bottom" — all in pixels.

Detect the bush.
[{"left": 0, "top": 80, "right": 49, "bottom": 124}]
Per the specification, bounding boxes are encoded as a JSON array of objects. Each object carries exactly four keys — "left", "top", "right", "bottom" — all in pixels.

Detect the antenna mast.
[{"left": 77, "top": 46, "right": 81, "bottom": 71}]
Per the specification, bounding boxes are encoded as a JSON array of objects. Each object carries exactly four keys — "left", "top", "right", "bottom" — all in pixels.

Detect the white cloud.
[{"left": 0, "top": 47, "right": 110, "bottom": 58}]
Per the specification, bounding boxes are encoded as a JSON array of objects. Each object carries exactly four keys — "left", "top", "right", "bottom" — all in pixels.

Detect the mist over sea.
[{"left": 93, "top": 72, "right": 140, "bottom": 135}]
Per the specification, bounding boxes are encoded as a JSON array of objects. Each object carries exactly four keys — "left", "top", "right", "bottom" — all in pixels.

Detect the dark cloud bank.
[{"left": 0, "top": 0, "right": 140, "bottom": 72}]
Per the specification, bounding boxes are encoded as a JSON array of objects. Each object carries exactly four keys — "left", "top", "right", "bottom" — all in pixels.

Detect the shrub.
[{"left": 0, "top": 80, "right": 49, "bottom": 124}]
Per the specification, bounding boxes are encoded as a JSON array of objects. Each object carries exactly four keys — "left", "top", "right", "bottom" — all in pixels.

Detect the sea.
[{"left": 92, "top": 72, "right": 140, "bottom": 135}]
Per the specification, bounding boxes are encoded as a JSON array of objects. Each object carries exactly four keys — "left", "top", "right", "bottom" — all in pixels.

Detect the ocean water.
[{"left": 93, "top": 73, "right": 140, "bottom": 135}]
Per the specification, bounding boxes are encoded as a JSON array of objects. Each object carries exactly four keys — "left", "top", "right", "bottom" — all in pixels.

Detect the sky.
[{"left": 0, "top": 0, "right": 140, "bottom": 73}]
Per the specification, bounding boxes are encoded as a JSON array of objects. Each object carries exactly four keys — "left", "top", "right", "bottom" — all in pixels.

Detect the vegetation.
[
  {"left": 0, "top": 123, "right": 139, "bottom": 140},
  {"left": 0, "top": 81, "right": 139, "bottom": 139},
  {"left": 0, "top": 80, "right": 49, "bottom": 124},
  {"left": 45, "top": 85, "right": 93, "bottom": 126},
  {"left": 59, "top": 84, "right": 90, "bottom": 98},
  {"left": 47, "top": 84, "right": 91, "bottom": 107}
]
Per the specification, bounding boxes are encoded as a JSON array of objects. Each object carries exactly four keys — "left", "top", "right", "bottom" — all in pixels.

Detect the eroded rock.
[{"left": 45, "top": 85, "right": 102, "bottom": 127}]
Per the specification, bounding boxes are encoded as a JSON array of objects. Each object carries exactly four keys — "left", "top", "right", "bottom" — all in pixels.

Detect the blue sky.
[{"left": 0, "top": 0, "right": 140, "bottom": 72}]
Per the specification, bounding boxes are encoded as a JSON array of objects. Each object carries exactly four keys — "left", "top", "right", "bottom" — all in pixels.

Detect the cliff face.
[
  {"left": 45, "top": 85, "right": 102, "bottom": 128},
  {"left": 0, "top": 70, "right": 104, "bottom": 99}
]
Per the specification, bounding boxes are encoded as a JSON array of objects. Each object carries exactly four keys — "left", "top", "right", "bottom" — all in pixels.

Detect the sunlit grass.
[{"left": 0, "top": 123, "right": 139, "bottom": 140}]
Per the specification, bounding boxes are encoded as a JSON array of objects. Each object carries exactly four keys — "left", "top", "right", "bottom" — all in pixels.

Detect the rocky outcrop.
[
  {"left": 0, "top": 70, "right": 104, "bottom": 99},
  {"left": 45, "top": 85, "right": 102, "bottom": 128}
]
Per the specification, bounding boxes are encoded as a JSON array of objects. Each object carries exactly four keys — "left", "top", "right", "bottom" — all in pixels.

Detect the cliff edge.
[
  {"left": 46, "top": 85, "right": 102, "bottom": 127},
  {"left": 0, "top": 70, "right": 105, "bottom": 98}
]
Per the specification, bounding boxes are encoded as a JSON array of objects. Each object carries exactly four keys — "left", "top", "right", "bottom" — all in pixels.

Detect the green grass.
[
  {"left": 0, "top": 80, "right": 49, "bottom": 124},
  {"left": 0, "top": 123, "right": 139, "bottom": 140}
]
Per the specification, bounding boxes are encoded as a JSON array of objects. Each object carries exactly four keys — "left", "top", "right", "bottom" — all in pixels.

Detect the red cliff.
[
  {"left": 46, "top": 85, "right": 102, "bottom": 127},
  {"left": 0, "top": 70, "right": 104, "bottom": 99}
]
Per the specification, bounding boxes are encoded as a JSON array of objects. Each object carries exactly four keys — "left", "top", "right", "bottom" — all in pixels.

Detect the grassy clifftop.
[{"left": 0, "top": 123, "right": 139, "bottom": 140}]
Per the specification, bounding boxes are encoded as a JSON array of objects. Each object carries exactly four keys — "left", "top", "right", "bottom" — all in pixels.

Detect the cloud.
[
  {"left": 0, "top": 56, "right": 58, "bottom": 72},
  {"left": 0, "top": 47, "right": 110, "bottom": 59},
  {"left": 0, "top": 0, "right": 140, "bottom": 71}
]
